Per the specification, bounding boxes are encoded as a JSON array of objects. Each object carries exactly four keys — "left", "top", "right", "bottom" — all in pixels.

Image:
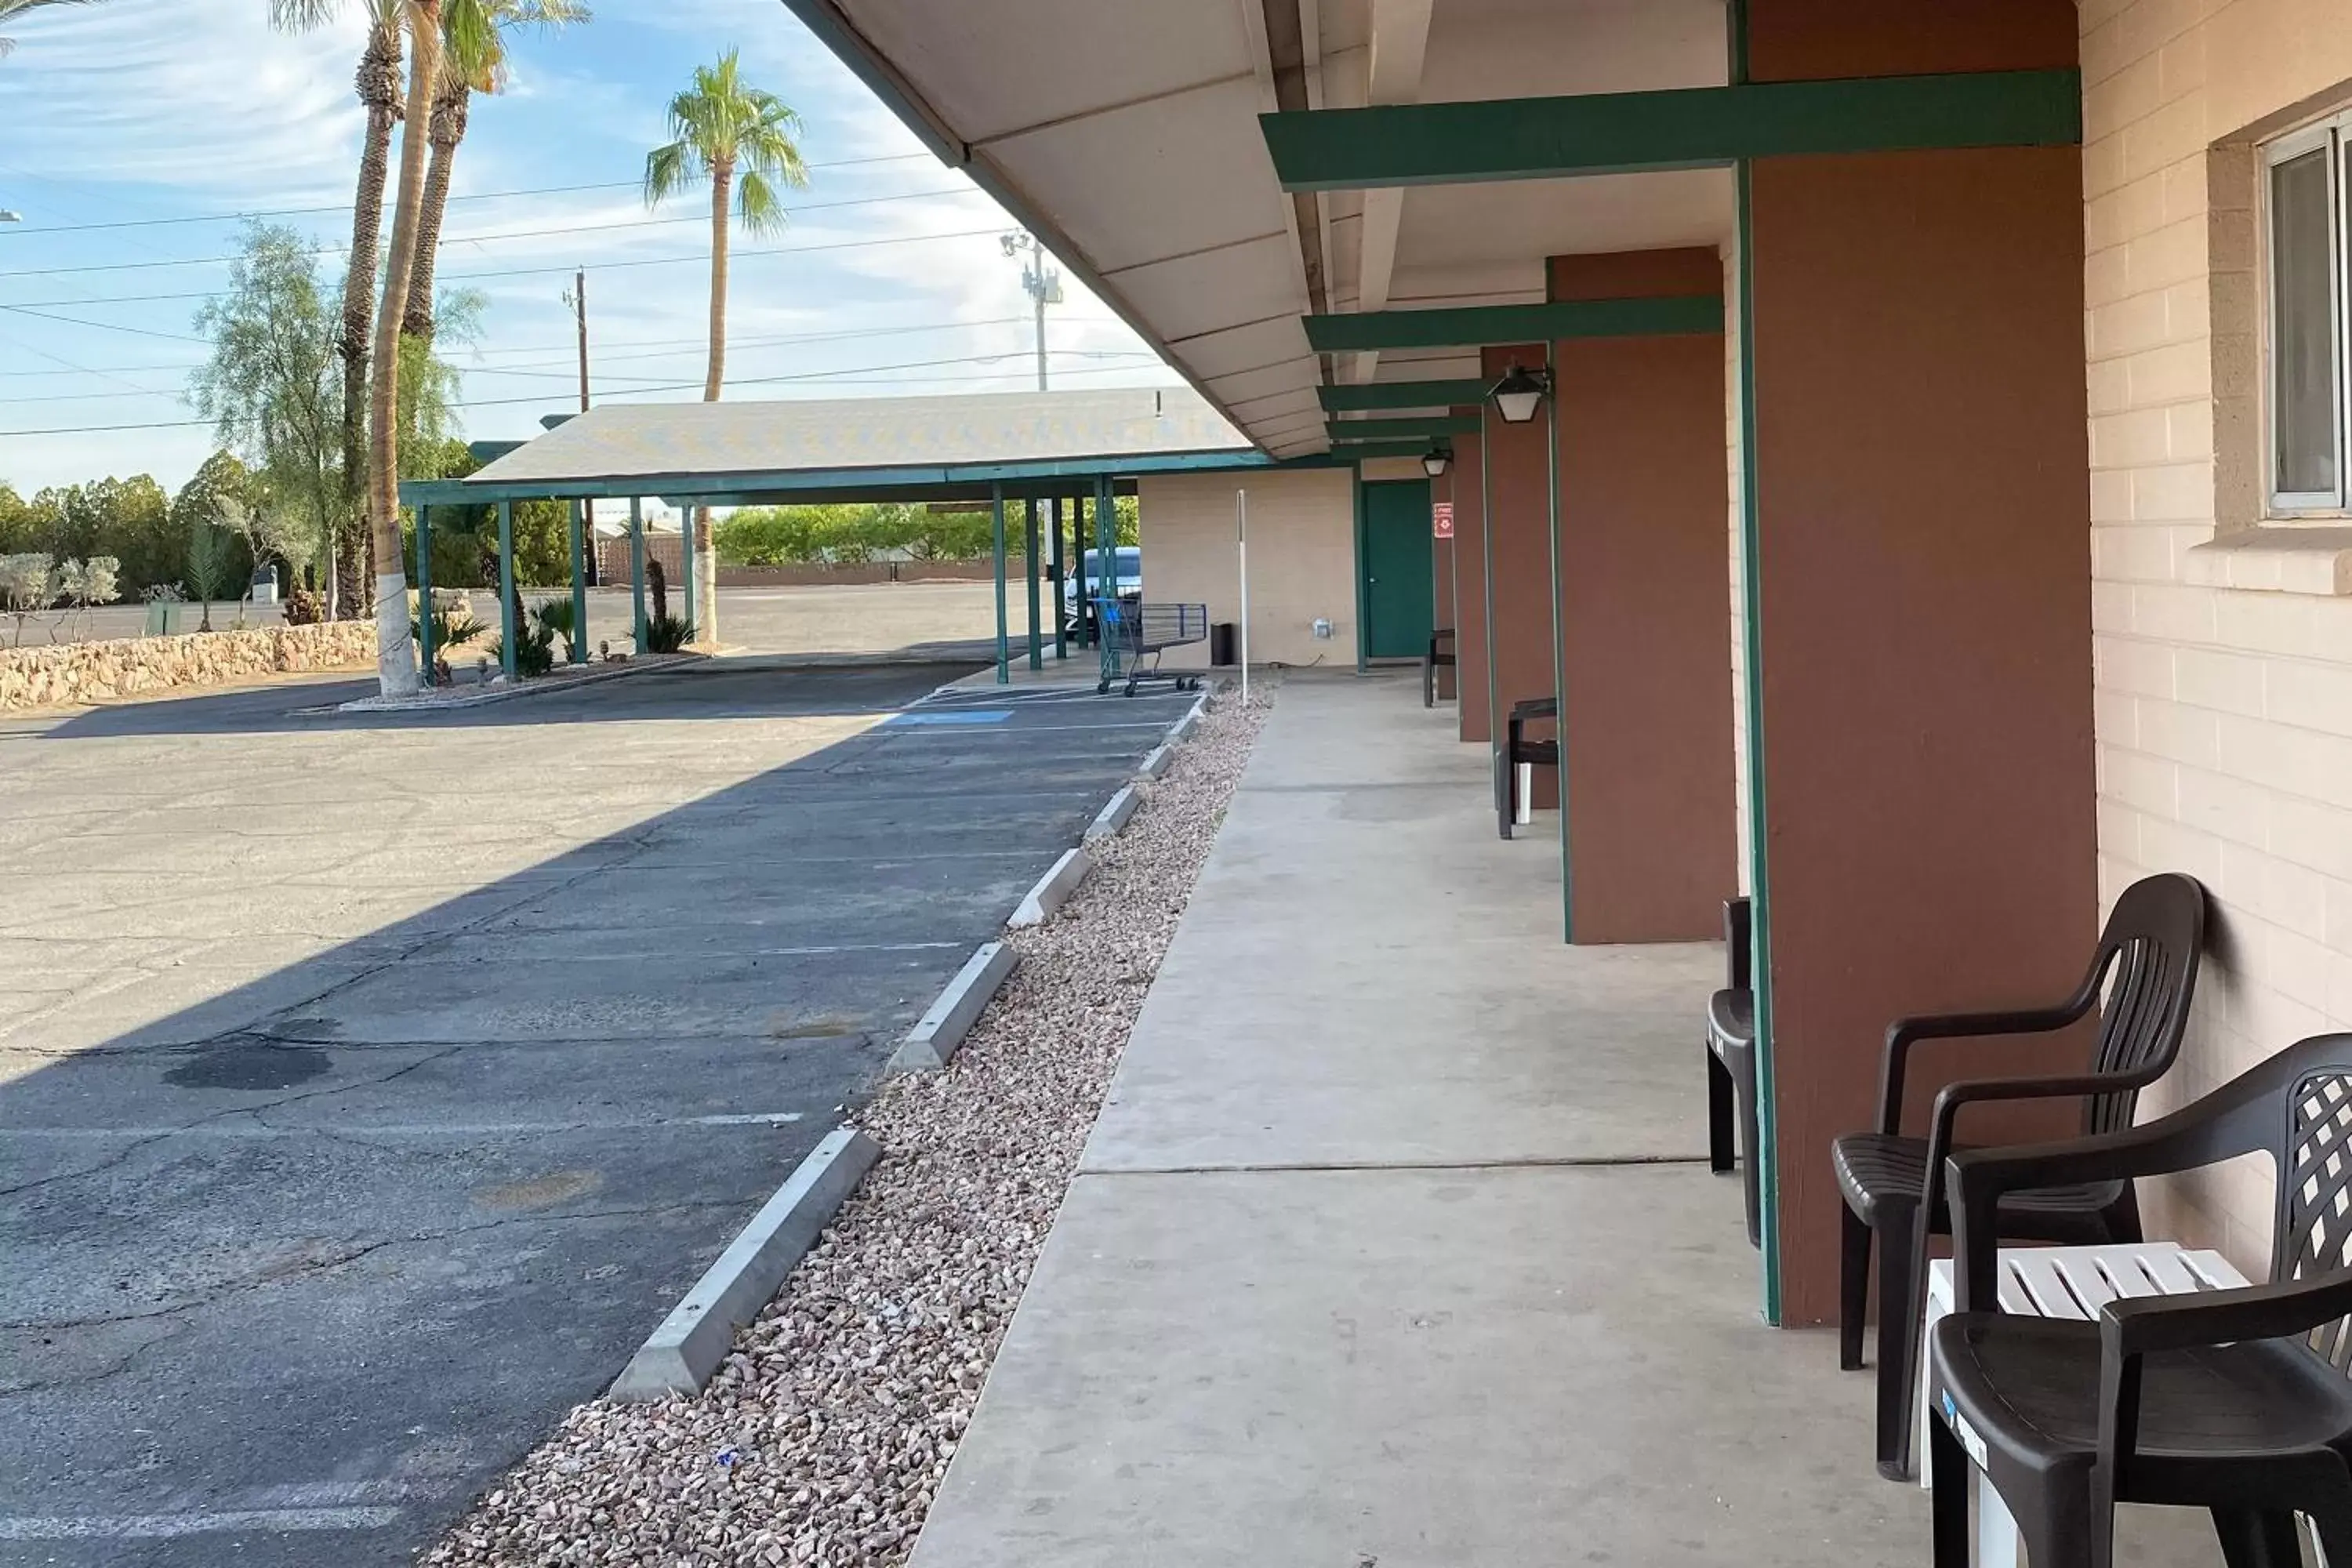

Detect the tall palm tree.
[
  {"left": 0, "top": 0, "right": 96, "bottom": 58},
  {"left": 646, "top": 49, "right": 809, "bottom": 647},
  {"left": 401, "top": 0, "right": 589, "bottom": 347},
  {"left": 271, "top": 0, "right": 400, "bottom": 621}
]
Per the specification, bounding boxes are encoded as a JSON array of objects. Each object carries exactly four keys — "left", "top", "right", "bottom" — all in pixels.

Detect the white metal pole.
[{"left": 1237, "top": 489, "right": 1250, "bottom": 706}]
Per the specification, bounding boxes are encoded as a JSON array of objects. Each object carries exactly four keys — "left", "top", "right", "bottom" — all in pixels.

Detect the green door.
[{"left": 1361, "top": 479, "right": 1436, "bottom": 659}]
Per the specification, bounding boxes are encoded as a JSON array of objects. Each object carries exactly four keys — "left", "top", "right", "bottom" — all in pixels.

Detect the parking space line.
[
  {"left": 6, "top": 1112, "right": 809, "bottom": 1139},
  {"left": 0, "top": 1507, "right": 405, "bottom": 1540}
]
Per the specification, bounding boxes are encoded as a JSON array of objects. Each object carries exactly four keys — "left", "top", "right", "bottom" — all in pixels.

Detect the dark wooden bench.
[
  {"left": 1495, "top": 695, "right": 1558, "bottom": 840},
  {"left": 1705, "top": 896, "right": 1760, "bottom": 1250},
  {"left": 1422, "top": 628, "right": 1455, "bottom": 708}
]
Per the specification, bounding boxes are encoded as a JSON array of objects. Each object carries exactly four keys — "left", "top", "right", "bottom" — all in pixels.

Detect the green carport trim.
[
  {"left": 1319, "top": 379, "right": 1492, "bottom": 412},
  {"left": 1261, "top": 68, "right": 2082, "bottom": 191},
  {"left": 1336, "top": 441, "right": 1441, "bottom": 463},
  {"left": 1306, "top": 296, "right": 1722, "bottom": 354},
  {"left": 1330, "top": 413, "right": 1485, "bottom": 442}
]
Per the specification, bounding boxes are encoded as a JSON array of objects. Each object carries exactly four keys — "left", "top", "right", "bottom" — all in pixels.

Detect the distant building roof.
[{"left": 462, "top": 386, "right": 1252, "bottom": 492}]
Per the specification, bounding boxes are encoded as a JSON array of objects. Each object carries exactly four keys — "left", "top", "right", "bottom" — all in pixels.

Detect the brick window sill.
[{"left": 2184, "top": 527, "right": 2352, "bottom": 595}]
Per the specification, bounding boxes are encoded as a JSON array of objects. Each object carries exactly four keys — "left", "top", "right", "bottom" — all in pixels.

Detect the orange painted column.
[
  {"left": 1551, "top": 249, "right": 1736, "bottom": 943},
  {"left": 1431, "top": 474, "right": 1457, "bottom": 700},
  {"left": 1481, "top": 343, "right": 1556, "bottom": 807},
  {"left": 1451, "top": 431, "right": 1491, "bottom": 744},
  {"left": 1747, "top": 0, "right": 2096, "bottom": 1324}
]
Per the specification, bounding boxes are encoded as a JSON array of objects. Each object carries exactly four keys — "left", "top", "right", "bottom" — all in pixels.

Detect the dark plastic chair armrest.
[
  {"left": 1944, "top": 1118, "right": 2227, "bottom": 1311},
  {"left": 2091, "top": 1271, "right": 2352, "bottom": 1485},
  {"left": 1878, "top": 1003, "right": 2092, "bottom": 1135},
  {"left": 1508, "top": 695, "right": 1556, "bottom": 721},
  {"left": 2103, "top": 1272, "right": 2352, "bottom": 1357}
]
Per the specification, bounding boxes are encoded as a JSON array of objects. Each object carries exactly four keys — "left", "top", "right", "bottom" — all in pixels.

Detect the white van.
[{"left": 1062, "top": 545, "right": 1142, "bottom": 637}]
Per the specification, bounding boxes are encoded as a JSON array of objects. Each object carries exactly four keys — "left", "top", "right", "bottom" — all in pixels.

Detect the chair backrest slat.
[{"left": 2080, "top": 874, "right": 2206, "bottom": 1137}]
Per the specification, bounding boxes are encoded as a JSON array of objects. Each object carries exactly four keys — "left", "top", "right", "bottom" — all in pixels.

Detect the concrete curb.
[
  {"left": 1134, "top": 742, "right": 1175, "bottom": 780},
  {"left": 1008, "top": 847, "right": 1090, "bottom": 927},
  {"left": 608, "top": 1126, "right": 882, "bottom": 1402},
  {"left": 1167, "top": 691, "right": 1209, "bottom": 742},
  {"left": 1083, "top": 784, "right": 1141, "bottom": 843},
  {"left": 888, "top": 940, "right": 1018, "bottom": 1073}
]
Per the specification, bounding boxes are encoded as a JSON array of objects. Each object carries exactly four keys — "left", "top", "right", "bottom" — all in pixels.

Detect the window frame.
[{"left": 2263, "top": 114, "right": 2350, "bottom": 517}]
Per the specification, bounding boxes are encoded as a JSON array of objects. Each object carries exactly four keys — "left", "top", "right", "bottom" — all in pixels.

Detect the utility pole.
[
  {"left": 1000, "top": 230, "right": 1062, "bottom": 390},
  {"left": 564, "top": 269, "right": 590, "bottom": 412}
]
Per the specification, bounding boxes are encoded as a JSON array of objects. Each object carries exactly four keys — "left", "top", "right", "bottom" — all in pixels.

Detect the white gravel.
[{"left": 426, "top": 681, "right": 1276, "bottom": 1567}]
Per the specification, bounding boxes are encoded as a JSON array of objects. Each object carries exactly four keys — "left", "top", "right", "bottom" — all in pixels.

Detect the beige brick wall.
[
  {"left": 1136, "top": 468, "right": 1358, "bottom": 670},
  {"left": 2084, "top": 0, "right": 2352, "bottom": 1268}
]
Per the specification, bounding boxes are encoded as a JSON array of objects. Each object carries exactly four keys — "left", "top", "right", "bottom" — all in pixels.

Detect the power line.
[
  {"left": 0, "top": 350, "right": 1164, "bottom": 437},
  {"left": 0, "top": 225, "right": 1013, "bottom": 315},
  {"left": 0, "top": 155, "right": 939, "bottom": 238},
  {"left": 0, "top": 315, "right": 1125, "bottom": 403},
  {"left": 0, "top": 186, "right": 982, "bottom": 280}
]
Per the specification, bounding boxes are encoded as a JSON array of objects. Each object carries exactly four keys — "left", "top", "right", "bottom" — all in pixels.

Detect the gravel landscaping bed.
[{"left": 426, "top": 680, "right": 1274, "bottom": 1567}]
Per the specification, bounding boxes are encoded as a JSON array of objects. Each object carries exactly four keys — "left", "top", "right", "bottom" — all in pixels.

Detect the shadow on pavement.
[{"left": 0, "top": 662, "right": 1193, "bottom": 1566}]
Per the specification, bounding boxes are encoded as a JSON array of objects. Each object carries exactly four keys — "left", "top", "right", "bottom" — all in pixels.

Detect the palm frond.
[
  {"left": 644, "top": 140, "right": 702, "bottom": 207},
  {"left": 648, "top": 46, "right": 811, "bottom": 227},
  {"left": 0, "top": 0, "right": 99, "bottom": 55},
  {"left": 735, "top": 170, "right": 790, "bottom": 239}
]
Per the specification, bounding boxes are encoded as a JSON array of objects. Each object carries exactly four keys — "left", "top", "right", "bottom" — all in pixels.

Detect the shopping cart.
[{"left": 1094, "top": 597, "right": 1209, "bottom": 696}]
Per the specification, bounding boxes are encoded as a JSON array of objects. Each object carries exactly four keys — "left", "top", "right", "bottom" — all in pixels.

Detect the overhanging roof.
[{"left": 399, "top": 387, "right": 1310, "bottom": 507}]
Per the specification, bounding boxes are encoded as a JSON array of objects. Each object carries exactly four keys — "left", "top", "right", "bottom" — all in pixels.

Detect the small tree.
[
  {"left": 184, "top": 521, "right": 233, "bottom": 632},
  {"left": 0, "top": 553, "right": 51, "bottom": 646}
]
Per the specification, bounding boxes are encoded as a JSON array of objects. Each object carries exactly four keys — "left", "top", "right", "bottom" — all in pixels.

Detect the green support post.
[
  {"left": 1024, "top": 496, "right": 1042, "bottom": 672},
  {"left": 496, "top": 499, "right": 517, "bottom": 684},
  {"left": 1546, "top": 348, "right": 1573, "bottom": 946},
  {"left": 568, "top": 500, "right": 588, "bottom": 663},
  {"left": 1051, "top": 496, "right": 1067, "bottom": 659},
  {"left": 1073, "top": 494, "right": 1091, "bottom": 648},
  {"left": 992, "top": 483, "right": 1009, "bottom": 686},
  {"left": 415, "top": 505, "right": 434, "bottom": 680},
  {"left": 629, "top": 497, "right": 647, "bottom": 655}
]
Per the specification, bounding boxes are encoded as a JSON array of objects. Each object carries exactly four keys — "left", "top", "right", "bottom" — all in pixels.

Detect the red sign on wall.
[{"left": 1432, "top": 502, "right": 1454, "bottom": 539}]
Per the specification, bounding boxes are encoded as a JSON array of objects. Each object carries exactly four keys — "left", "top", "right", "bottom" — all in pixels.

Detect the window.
[{"left": 2265, "top": 114, "right": 2352, "bottom": 513}]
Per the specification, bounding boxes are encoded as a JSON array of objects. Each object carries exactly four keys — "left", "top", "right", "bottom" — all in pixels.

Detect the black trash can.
[{"left": 1209, "top": 621, "right": 1237, "bottom": 667}]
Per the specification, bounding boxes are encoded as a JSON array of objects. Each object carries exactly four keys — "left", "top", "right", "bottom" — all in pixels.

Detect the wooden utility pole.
[{"left": 572, "top": 268, "right": 590, "bottom": 412}]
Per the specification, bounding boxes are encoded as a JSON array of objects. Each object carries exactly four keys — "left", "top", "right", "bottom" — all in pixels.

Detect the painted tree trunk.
[{"left": 367, "top": 4, "right": 443, "bottom": 697}]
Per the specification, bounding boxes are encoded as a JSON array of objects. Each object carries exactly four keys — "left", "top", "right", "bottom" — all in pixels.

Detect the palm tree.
[
  {"left": 646, "top": 49, "right": 809, "bottom": 648},
  {"left": 401, "top": 0, "right": 590, "bottom": 347},
  {"left": 270, "top": 0, "right": 401, "bottom": 622},
  {"left": 0, "top": 0, "right": 97, "bottom": 58}
]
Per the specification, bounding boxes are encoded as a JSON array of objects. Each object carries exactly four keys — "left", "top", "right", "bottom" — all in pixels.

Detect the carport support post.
[
  {"left": 1024, "top": 496, "right": 1042, "bottom": 671},
  {"left": 415, "top": 505, "right": 434, "bottom": 679},
  {"left": 496, "top": 499, "right": 517, "bottom": 684},
  {"left": 629, "top": 497, "right": 647, "bottom": 655},
  {"left": 1073, "top": 495, "right": 1091, "bottom": 648},
  {"left": 992, "top": 482, "right": 1010, "bottom": 686},
  {"left": 568, "top": 500, "right": 588, "bottom": 664},
  {"left": 1094, "top": 473, "right": 1116, "bottom": 684},
  {"left": 681, "top": 507, "right": 697, "bottom": 644},
  {"left": 1051, "top": 496, "right": 1066, "bottom": 659}
]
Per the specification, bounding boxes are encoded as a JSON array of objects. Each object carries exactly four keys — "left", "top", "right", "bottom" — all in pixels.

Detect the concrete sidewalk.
[{"left": 906, "top": 672, "right": 2219, "bottom": 1568}]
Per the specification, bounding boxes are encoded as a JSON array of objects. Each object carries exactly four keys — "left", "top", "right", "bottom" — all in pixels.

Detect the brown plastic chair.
[
  {"left": 1831, "top": 871, "right": 2207, "bottom": 1479},
  {"left": 1705, "top": 896, "right": 1760, "bottom": 1247},
  {"left": 1423, "top": 628, "right": 1455, "bottom": 708},
  {"left": 1929, "top": 1031, "right": 2352, "bottom": 1568},
  {"left": 1495, "top": 695, "right": 1557, "bottom": 840}
]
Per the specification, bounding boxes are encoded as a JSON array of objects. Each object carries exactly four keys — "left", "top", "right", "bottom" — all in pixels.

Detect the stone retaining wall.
[{"left": 0, "top": 621, "right": 379, "bottom": 711}]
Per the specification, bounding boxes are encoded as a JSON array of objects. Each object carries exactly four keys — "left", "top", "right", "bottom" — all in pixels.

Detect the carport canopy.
[{"left": 395, "top": 387, "right": 1311, "bottom": 510}]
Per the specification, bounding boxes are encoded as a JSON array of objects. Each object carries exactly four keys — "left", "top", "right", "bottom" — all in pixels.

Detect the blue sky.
[{"left": 0, "top": 0, "right": 1178, "bottom": 495}]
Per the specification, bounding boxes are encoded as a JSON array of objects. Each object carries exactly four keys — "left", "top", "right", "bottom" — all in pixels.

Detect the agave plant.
[{"left": 643, "top": 612, "right": 695, "bottom": 655}]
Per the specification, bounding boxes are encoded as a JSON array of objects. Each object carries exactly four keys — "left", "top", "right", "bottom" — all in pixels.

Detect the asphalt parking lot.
[{"left": 0, "top": 659, "right": 1195, "bottom": 1566}]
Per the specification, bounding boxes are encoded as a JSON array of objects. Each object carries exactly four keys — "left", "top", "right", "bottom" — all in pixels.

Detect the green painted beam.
[
  {"left": 1335, "top": 441, "right": 1436, "bottom": 462},
  {"left": 1306, "top": 296, "right": 1721, "bottom": 354},
  {"left": 1330, "top": 414, "right": 1484, "bottom": 442},
  {"left": 1261, "top": 68, "right": 2082, "bottom": 191},
  {"left": 1319, "top": 379, "right": 1490, "bottom": 412}
]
